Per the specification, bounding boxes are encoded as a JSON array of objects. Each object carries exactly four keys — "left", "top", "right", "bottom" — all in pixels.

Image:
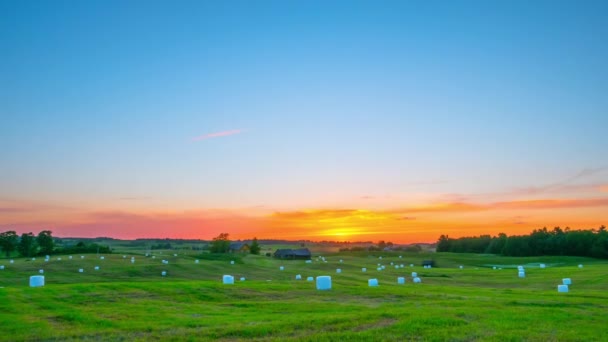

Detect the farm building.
[
  {"left": 274, "top": 248, "right": 312, "bottom": 260},
  {"left": 422, "top": 260, "right": 435, "bottom": 267},
  {"left": 229, "top": 242, "right": 250, "bottom": 253}
]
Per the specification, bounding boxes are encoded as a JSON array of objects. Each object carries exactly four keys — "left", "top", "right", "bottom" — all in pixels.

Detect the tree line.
[
  {"left": 436, "top": 226, "right": 608, "bottom": 259},
  {"left": 0, "top": 230, "right": 111, "bottom": 257}
]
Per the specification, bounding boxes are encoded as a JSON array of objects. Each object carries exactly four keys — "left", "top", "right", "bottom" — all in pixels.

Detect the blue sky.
[{"left": 1, "top": 0, "right": 607, "bottom": 240}]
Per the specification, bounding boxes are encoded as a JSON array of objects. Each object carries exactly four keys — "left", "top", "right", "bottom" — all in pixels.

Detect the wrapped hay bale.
[
  {"left": 223, "top": 275, "right": 234, "bottom": 284},
  {"left": 29, "top": 275, "right": 45, "bottom": 287},
  {"left": 316, "top": 276, "right": 331, "bottom": 290}
]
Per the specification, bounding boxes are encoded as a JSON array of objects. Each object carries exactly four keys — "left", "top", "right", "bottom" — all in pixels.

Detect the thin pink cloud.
[{"left": 192, "top": 129, "right": 245, "bottom": 141}]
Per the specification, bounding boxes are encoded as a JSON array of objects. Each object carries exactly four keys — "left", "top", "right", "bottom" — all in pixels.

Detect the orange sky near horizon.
[{"left": 2, "top": 195, "right": 607, "bottom": 243}]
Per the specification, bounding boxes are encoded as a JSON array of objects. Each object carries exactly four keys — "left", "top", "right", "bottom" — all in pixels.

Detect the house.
[
  {"left": 229, "top": 242, "right": 250, "bottom": 253},
  {"left": 273, "top": 248, "right": 312, "bottom": 260},
  {"left": 422, "top": 260, "right": 435, "bottom": 267}
]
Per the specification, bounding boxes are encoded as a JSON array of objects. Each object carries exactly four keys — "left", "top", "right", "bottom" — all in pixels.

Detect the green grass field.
[{"left": 1, "top": 250, "right": 607, "bottom": 341}]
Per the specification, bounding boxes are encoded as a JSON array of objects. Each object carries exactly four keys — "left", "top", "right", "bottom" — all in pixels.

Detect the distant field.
[{"left": 1, "top": 251, "right": 607, "bottom": 341}]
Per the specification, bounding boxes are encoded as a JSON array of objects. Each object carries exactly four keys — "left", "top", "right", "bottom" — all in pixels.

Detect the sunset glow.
[{"left": 1, "top": 2, "right": 606, "bottom": 243}]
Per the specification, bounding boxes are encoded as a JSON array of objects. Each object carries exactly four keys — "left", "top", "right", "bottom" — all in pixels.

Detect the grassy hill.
[{"left": 0, "top": 250, "right": 606, "bottom": 341}]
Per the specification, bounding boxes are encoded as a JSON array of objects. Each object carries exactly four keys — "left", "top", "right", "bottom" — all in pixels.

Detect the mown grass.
[{"left": 0, "top": 251, "right": 606, "bottom": 341}]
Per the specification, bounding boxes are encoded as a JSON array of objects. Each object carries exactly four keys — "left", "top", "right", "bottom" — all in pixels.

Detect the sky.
[{"left": 1, "top": 0, "right": 607, "bottom": 243}]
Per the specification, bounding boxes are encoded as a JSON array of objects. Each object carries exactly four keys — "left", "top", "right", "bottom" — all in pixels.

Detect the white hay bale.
[
  {"left": 578, "top": 264, "right": 583, "bottom": 268},
  {"left": 362, "top": 268, "right": 367, "bottom": 272},
  {"left": 223, "top": 275, "right": 234, "bottom": 284},
  {"left": 173, "top": 254, "right": 177, "bottom": 257},
  {"left": 558, "top": 284, "right": 569, "bottom": 293},
  {"left": 339, "top": 259, "right": 343, "bottom": 263},
  {"left": 411, "top": 272, "right": 417, "bottom": 277},
  {"left": 399, "top": 256, "right": 402, "bottom": 259},
  {"left": 395, "top": 265, "right": 399, "bottom": 269},
  {"left": 0, "top": 265, "right": 4, "bottom": 270},
  {"left": 29, "top": 275, "right": 45, "bottom": 287},
  {"left": 123, "top": 255, "right": 126, "bottom": 259},
  {"left": 336, "top": 269, "right": 341, "bottom": 273},
  {"left": 240, "top": 277, "right": 245, "bottom": 281},
  {"left": 307, "top": 276, "right": 314, "bottom": 281},
  {"left": 94, "top": 266, "right": 100, "bottom": 270},
  {"left": 381, "top": 266, "right": 385, "bottom": 270},
  {"left": 400, "top": 264, "right": 404, "bottom": 268},
  {"left": 161, "top": 271, "right": 167, "bottom": 277},
  {"left": 230, "top": 260, "right": 235, "bottom": 265},
  {"left": 68, "top": 256, "right": 72, "bottom": 260},
  {"left": 377, "top": 267, "right": 382, "bottom": 271},
  {"left": 152, "top": 256, "right": 156, "bottom": 259},
  {"left": 368, "top": 278, "right": 379, "bottom": 287},
  {"left": 131, "top": 260, "right": 135, "bottom": 264},
  {"left": 379, "top": 256, "right": 382, "bottom": 259},
  {"left": 390, "top": 262, "right": 394, "bottom": 265},
  {"left": 410, "top": 264, "right": 414, "bottom": 267},
  {"left": 45, "top": 255, "right": 49, "bottom": 259},
  {"left": 316, "top": 276, "right": 331, "bottom": 290},
  {"left": 540, "top": 264, "right": 546, "bottom": 269},
  {"left": 518, "top": 271, "right": 525, "bottom": 278},
  {"left": 517, "top": 265, "right": 524, "bottom": 270},
  {"left": 81, "top": 256, "right": 84, "bottom": 259},
  {"left": 39, "top": 269, "right": 44, "bottom": 274},
  {"left": 44, "top": 259, "right": 48, "bottom": 262},
  {"left": 79, "top": 269, "right": 83, "bottom": 273},
  {"left": 459, "top": 265, "right": 463, "bottom": 269},
  {"left": 413, "top": 277, "right": 421, "bottom": 283},
  {"left": 397, "top": 277, "right": 405, "bottom": 284},
  {"left": 279, "top": 266, "right": 284, "bottom": 271},
  {"left": 493, "top": 266, "right": 497, "bottom": 270},
  {"left": 32, "top": 258, "right": 36, "bottom": 261},
  {"left": 195, "top": 260, "right": 199, "bottom": 264},
  {"left": 562, "top": 278, "right": 572, "bottom": 285},
  {"left": 305, "top": 260, "right": 312, "bottom": 264},
  {"left": 10, "top": 260, "right": 14, "bottom": 264},
  {"left": 100, "top": 256, "right": 105, "bottom": 260},
  {"left": 295, "top": 274, "right": 302, "bottom": 280}
]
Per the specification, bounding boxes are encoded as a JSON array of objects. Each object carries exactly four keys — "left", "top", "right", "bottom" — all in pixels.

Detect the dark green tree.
[
  {"left": 436, "top": 235, "right": 451, "bottom": 252},
  {"left": 209, "top": 233, "right": 230, "bottom": 253},
  {"left": 250, "top": 237, "right": 261, "bottom": 255},
  {"left": 18, "top": 233, "right": 37, "bottom": 257},
  {"left": 0, "top": 230, "right": 19, "bottom": 257},
  {"left": 36, "top": 230, "right": 55, "bottom": 255}
]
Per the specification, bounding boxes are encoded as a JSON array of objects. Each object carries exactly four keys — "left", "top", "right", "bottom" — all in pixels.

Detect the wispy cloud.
[
  {"left": 511, "top": 167, "right": 608, "bottom": 196},
  {"left": 191, "top": 129, "right": 245, "bottom": 142},
  {"left": 397, "top": 197, "right": 608, "bottom": 214}
]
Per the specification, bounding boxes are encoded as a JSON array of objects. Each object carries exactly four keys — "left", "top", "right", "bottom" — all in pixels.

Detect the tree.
[
  {"left": 18, "top": 233, "right": 37, "bottom": 257},
  {"left": 0, "top": 230, "right": 19, "bottom": 257},
  {"left": 250, "top": 237, "right": 261, "bottom": 255},
  {"left": 37, "top": 230, "right": 54, "bottom": 255},
  {"left": 436, "top": 235, "right": 451, "bottom": 252},
  {"left": 209, "top": 233, "right": 230, "bottom": 253}
]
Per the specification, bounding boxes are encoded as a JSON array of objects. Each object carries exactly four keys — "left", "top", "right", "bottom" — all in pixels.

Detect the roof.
[
  {"left": 274, "top": 248, "right": 311, "bottom": 257},
  {"left": 229, "top": 242, "right": 249, "bottom": 250}
]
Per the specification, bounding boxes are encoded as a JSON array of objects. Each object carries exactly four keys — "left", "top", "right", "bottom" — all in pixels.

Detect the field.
[{"left": 1, "top": 249, "right": 607, "bottom": 341}]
